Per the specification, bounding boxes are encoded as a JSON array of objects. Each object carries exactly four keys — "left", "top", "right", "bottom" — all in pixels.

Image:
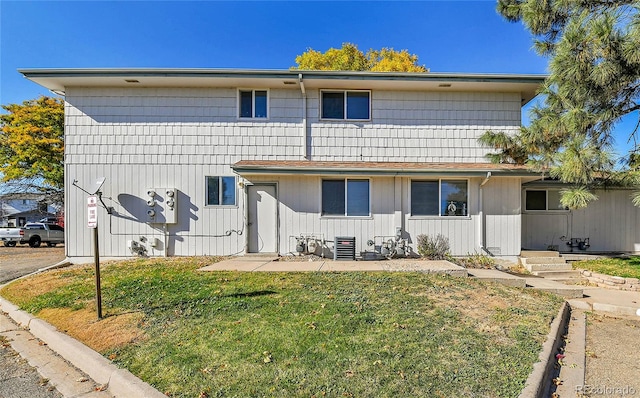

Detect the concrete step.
[
  {"left": 520, "top": 257, "right": 568, "bottom": 265},
  {"left": 531, "top": 270, "right": 582, "bottom": 279},
  {"left": 520, "top": 250, "right": 560, "bottom": 258},
  {"left": 524, "top": 278, "right": 584, "bottom": 299},
  {"left": 523, "top": 263, "right": 573, "bottom": 272}
]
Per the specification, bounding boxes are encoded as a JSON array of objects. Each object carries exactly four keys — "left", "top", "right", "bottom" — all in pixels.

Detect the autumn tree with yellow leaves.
[
  {"left": 293, "top": 43, "right": 428, "bottom": 72},
  {"left": 0, "top": 96, "right": 64, "bottom": 202}
]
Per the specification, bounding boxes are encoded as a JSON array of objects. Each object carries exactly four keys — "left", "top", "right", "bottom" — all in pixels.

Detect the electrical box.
[
  {"left": 145, "top": 188, "right": 178, "bottom": 224},
  {"left": 162, "top": 188, "right": 177, "bottom": 224}
]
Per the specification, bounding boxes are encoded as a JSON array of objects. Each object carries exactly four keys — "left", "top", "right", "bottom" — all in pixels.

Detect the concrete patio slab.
[{"left": 198, "top": 256, "right": 467, "bottom": 276}]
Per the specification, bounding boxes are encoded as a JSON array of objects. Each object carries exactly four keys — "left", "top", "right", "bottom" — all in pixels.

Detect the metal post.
[{"left": 94, "top": 221, "right": 102, "bottom": 319}]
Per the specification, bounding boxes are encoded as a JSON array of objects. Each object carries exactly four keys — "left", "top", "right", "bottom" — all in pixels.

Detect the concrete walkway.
[{"left": 198, "top": 256, "right": 468, "bottom": 276}]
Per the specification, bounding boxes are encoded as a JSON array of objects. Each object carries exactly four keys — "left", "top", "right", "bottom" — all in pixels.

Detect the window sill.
[
  {"left": 409, "top": 215, "right": 472, "bottom": 220},
  {"left": 320, "top": 215, "right": 373, "bottom": 219},
  {"left": 319, "top": 118, "right": 371, "bottom": 123},
  {"left": 523, "top": 210, "right": 570, "bottom": 213},
  {"left": 237, "top": 117, "right": 269, "bottom": 121}
]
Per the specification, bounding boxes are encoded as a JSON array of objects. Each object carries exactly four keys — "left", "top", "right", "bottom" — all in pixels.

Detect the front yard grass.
[
  {"left": 572, "top": 256, "right": 640, "bottom": 279},
  {"left": 0, "top": 257, "right": 564, "bottom": 398}
]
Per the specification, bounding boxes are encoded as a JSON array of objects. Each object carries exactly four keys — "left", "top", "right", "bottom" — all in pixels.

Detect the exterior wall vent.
[{"left": 334, "top": 236, "right": 356, "bottom": 261}]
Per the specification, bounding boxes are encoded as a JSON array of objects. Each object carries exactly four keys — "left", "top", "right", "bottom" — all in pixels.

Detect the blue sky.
[{"left": 0, "top": 0, "right": 636, "bottom": 157}]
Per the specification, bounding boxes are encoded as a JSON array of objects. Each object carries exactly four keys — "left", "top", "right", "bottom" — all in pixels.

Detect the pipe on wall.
[
  {"left": 478, "top": 172, "right": 492, "bottom": 255},
  {"left": 299, "top": 73, "right": 308, "bottom": 159}
]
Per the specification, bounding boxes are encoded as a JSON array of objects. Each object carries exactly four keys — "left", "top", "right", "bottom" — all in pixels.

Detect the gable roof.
[{"left": 19, "top": 68, "right": 545, "bottom": 105}]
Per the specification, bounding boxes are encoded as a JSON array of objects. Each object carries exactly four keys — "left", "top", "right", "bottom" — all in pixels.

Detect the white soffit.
[{"left": 19, "top": 68, "right": 545, "bottom": 104}]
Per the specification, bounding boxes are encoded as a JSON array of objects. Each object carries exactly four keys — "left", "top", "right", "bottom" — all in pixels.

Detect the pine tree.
[{"left": 491, "top": 1, "right": 640, "bottom": 208}]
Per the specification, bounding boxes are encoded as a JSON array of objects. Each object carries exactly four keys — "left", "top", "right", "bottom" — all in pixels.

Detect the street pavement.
[
  {"left": 0, "top": 246, "right": 75, "bottom": 398},
  {"left": 0, "top": 336, "right": 63, "bottom": 398}
]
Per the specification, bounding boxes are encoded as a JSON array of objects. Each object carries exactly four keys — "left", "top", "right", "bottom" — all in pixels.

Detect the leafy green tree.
[
  {"left": 293, "top": 42, "right": 428, "bottom": 72},
  {"left": 0, "top": 96, "right": 64, "bottom": 203},
  {"left": 489, "top": 1, "right": 640, "bottom": 208}
]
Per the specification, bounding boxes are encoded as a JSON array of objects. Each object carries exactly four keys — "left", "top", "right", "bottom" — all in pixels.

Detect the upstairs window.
[
  {"left": 206, "top": 176, "right": 236, "bottom": 206},
  {"left": 411, "top": 180, "right": 468, "bottom": 217},
  {"left": 321, "top": 90, "right": 370, "bottom": 120},
  {"left": 322, "top": 179, "right": 370, "bottom": 216},
  {"left": 239, "top": 89, "right": 268, "bottom": 118}
]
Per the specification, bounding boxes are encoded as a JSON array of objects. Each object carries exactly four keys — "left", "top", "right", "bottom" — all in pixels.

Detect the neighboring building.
[
  {"left": 0, "top": 193, "right": 58, "bottom": 227},
  {"left": 22, "top": 68, "right": 612, "bottom": 262}
]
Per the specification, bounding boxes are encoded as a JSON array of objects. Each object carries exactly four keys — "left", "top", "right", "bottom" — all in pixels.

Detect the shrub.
[
  {"left": 454, "top": 252, "right": 496, "bottom": 269},
  {"left": 416, "top": 234, "right": 451, "bottom": 260}
]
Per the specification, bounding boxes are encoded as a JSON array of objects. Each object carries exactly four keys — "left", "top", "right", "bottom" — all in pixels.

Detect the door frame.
[{"left": 245, "top": 182, "right": 279, "bottom": 254}]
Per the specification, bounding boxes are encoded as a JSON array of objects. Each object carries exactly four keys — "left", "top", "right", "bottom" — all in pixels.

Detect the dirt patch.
[
  {"left": 38, "top": 307, "right": 147, "bottom": 353},
  {"left": 585, "top": 314, "right": 640, "bottom": 394}
]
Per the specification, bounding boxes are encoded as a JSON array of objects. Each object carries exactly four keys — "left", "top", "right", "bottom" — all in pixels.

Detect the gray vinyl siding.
[
  {"left": 63, "top": 86, "right": 524, "bottom": 259},
  {"left": 482, "top": 178, "right": 521, "bottom": 256},
  {"left": 522, "top": 189, "right": 640, "bottom": 253}
]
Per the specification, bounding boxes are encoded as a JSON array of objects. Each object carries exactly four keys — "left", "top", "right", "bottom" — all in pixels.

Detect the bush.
[
  {"left": 453, "top": 252, "right": 496, "bottom": 269},
  {"left": 416, "top": 234, "right": 451, "bottom": 260}
]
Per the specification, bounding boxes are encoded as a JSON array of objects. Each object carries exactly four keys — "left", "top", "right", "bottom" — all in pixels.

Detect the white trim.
[
  {"left": 319, "top": 89, "right": 371, "bottom": 121},
  {"left": 237, "top": 88, "right": 269, "bottom": 120},
  {"left": 523, "top": 188, "right": 569, "bottom": 212},
  {"left": 204, "top": 175, "right": 238, "bottom": 207},
  {"left": 319, "top": 177, "right": 372, "bottom": 218},
  {"left": 409, "top": 178, "right": 470, "bottom": 217}
]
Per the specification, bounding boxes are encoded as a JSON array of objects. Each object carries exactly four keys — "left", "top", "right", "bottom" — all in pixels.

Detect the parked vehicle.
[
  {"left": 20, "top": 223, "right": 65, "bottom": 248},
  {"left": 0, "top": 227, "right": 22, "bottom": 247}
]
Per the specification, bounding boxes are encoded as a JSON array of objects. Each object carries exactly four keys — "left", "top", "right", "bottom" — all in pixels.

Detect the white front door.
[{"left": 247, "top": 184, "right": 278, "bottom": 253}]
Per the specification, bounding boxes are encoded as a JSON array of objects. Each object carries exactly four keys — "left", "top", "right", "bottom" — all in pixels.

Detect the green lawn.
[
  {"left": 572, "top": 256, "right": 640, "bottom": 279},
  {"left": 0, "top": 257, "right": 564, "bottom": 398}
]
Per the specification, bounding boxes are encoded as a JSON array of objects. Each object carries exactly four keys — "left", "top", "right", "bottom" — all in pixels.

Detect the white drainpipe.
[
  {"left": 479, "top": 172, "right": 492, "bottom": 254},
  {"left": 299, "top": 73, "right": 307, "bottom": 159}
]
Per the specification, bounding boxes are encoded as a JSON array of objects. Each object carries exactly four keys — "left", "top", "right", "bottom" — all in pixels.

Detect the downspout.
[
  {"left": 299, "top": 73, "right": 308, "bottom": 159},
  {"left": 479, "top": 172, "right": 492, "bottom": 255}
]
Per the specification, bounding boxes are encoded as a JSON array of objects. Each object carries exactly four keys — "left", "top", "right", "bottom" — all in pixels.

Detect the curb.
[
  {"left": 553, "top": 308, "right": 586, "bottom": 397},
  {"left": 518, "top": 301, "right": 570, "bottom": 398},
  {"left": 0, "top": 296, "right": 165, "bottom": 398}
]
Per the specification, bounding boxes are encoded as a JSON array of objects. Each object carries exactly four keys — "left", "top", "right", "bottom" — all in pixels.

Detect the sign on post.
[{"left": 87, "top": 195, "right": 98, "bottom": 228}]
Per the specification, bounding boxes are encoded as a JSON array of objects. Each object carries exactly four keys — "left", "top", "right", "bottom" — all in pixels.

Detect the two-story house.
[
  {"left": 0, "top": 193, "right": 59, "bottom": 227},
  {"left": 20, "top": 68, "right": 552, "bottom": 262}
]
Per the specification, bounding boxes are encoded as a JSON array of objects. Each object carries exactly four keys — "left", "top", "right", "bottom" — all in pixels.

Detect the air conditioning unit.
[{"left": 334, "top": 236, "right": 356, "bottom": 261}]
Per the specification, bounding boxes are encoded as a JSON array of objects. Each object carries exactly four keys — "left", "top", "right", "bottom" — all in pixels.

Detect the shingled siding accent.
[
  {"left": 307, "top": 90, "right": 521, "bottom": 163},
  {"left": 64, "top": 87, "right": 305, "bottom": 166}
]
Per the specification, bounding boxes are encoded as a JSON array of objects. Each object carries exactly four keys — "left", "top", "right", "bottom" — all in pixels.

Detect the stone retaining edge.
[
  {"left": 578, "top": 269, "right": 640, "bottom": 292},
  {"left": 518, "top": 301, "right": 570, "bottom": 398}
]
